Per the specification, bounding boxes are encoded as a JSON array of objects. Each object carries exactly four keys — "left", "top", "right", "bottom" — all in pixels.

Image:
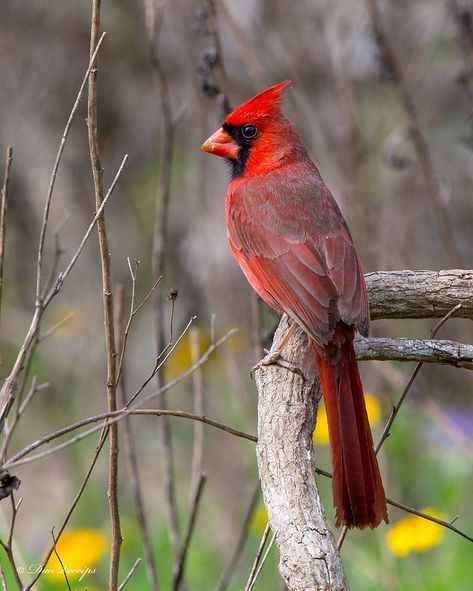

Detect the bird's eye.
[{"left": 241, "top": 124, "right": 258, "bottom": 139}]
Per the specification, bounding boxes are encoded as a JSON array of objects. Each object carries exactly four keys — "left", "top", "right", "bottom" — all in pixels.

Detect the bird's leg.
[{"left": 251, "top": 321, "right": 303, "bottom": 378}]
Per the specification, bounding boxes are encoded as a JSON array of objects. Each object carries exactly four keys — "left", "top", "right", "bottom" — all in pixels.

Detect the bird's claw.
[
  {"left": 250, "top": 349, "right": 282, "bottom": 379},
  {"left": 250, "top": 349, "right": 304, "bottom": 380}
]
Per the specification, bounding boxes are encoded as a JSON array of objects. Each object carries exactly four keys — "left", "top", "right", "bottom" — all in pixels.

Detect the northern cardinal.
[{"left": 202, "top": 81, "right": 388, "bottom": 529}]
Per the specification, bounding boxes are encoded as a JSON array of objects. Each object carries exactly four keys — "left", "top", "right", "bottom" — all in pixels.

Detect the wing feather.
[{"left": 226, "top": 171, "right": 369, "bottom": 341}]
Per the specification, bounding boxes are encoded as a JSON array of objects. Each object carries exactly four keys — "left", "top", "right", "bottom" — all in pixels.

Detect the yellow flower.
[
  {"left": 250, "top": 505, "right": 268, "bottom": 536},
  {"left": 386, "top": 508, "right": 445, "bottom": 557},
  {"left": 313, "top": 392, "right": 382, "bottom": 445},
  {"left": 364, "top": 392, "right": 382, "bottom": 425},
  {"left": 313, "top": 405, "right": 330, "bottom": 444},
  {"left": 44, "top": 529, "right": 106, "bottom": 581}
]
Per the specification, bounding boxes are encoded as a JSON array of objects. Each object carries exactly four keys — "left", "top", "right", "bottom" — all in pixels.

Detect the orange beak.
[{"left": 201, "top": 127, "right": 239, "bottom": 159}]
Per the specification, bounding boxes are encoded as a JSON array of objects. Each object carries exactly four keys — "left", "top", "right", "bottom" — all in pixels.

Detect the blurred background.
[{"left": 1, "top": 0, "right": 473, "bottom": 589}]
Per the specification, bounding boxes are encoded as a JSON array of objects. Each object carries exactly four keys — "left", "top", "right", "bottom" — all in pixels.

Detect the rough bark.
[
  {"left": 366, "top": 270, "right": 473, "bottom": 319},
  {"left": 255, "top": 316, "right": 349, "bottom": 591},
  {"left": 253, "top": 269, "right": 473, "bottom": 591}
]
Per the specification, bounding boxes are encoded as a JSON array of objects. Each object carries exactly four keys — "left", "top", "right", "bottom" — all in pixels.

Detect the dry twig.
[
  {"left": 0, "top": 495, "right": 23, "bottom": 590},
  {"left": 244, "top": 523, "right": 271, "bottom": 591},
  {"left": 118, "top": 558, "right": 143, "bottom": 591},
  {"left": 0, "top": 35, "right": 111, "bottom": 431},
  {"left": 215, "top": 482, "right": 260, "bottom": 591},
  {"left": 51, "top": 527, "right": 72, "bottom": 591},
  {"left": 87, "top": 2, "right": 121, "bottom": 586},
  {"left": 0, "top": 147, "right": 13, "bottom": 329},
  {"left": 173, "top": 474, "right": 207, "bottom": 590},
  {"left": 116, "top": 283, "right": 159, "bottom": 591},
  {"left": 0, "top": 154, "right": 126, "bottom": 431}
]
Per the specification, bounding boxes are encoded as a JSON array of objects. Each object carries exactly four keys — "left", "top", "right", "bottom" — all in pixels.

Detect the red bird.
[{"left": 202, "top": 81, "right": 388, "bottom": 529}]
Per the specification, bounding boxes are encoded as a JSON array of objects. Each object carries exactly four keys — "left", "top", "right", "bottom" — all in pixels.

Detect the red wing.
[{"left": 227, "top": 183, "right": 369, "bottom": 343}]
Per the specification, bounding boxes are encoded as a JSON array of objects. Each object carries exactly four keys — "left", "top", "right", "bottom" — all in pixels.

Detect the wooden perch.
[
  {"left": 255, "top": 315, "right": 348, "bottom": 591},
  {"left": 366, "top": 270, "right": 473, "bottom": 319},
  {"left": 355, "top": 336, "right": 473, "bottom": 369},
  {"left": 253, "top": 269, "right": 472, "bottom": 591}
]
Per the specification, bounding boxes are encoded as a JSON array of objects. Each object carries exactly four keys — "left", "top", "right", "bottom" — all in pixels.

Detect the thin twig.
[
  {"left": 0, "top": 154, "right": 126, "bottom": 432},
  {"left": 189, "top": 327, "right": 205, "bottom": 503},
  {"left": 247, "top": 535, "right": 275, "bottom": 591},
  {"left": 338, "top": 302, "right": 466, "bottom": 549},
  {"left": 51, "top": 527, "right": 72, "bottom": 591},
  {"left": 3, "top": 328, "right": 240, "bottom": 470},
  {"left": 124, "top": 314, "right": 196, "bottom": 410},
  {"left": 4, "top": 407, "right": 256, "bottom": 470},
  {"left": 0, "top": 377, "right": 49, "bottom": 461},
  {"left": 244, "top": 522, "right": 271, "bottom": 591},
  {"left": 116, "top": 259, "right": 162, "bottom": 384},
  {"left": 87, "top": 2, "right": 121, "bottom": 588},
  {"left": 24, "top": 431, "right": 109, "bottom": 590},
  {"left": 41, "top": 211, "right": 75, "bottom": 300},
  {"left": 0, "top": 147, "right": 13, "bottom": 330},
  {"left": 118, "top": 558, "right": 142, "bottom": 591},
  {"left": 43, "top": 155, "right": 128, "bottom": 307},
  {"left": 385, "top": 497, "right": 473, "bottom": 544},
  {"left": 0, "top": 495, "right": 23, "bottom": 590},
  {"left": 315, "top": 465, "right": 473, "bottom": 544},
  {"left": 116, "top": 283, "right": 159, "bottom": 591},
  {"left": 35, "top": 32, "right": 107, "bottom": 303},
  {"left": 173, "top": 474, "right": 207, "bottom": 590},
  {"left": 215, "top": 481, "right": 260, "bottom": 591},
  {"left": 375, "top": 303, "right": 463, "bottom": 453}
]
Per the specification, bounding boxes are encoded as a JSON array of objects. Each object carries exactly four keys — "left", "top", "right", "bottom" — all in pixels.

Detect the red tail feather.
[{"left": 315, "top": 329, "right": 388, "bottom": 529}]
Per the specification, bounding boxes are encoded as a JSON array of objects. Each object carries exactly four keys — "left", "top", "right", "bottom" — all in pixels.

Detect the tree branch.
[
  {"left": 255, "top": 316, "right": 349, "bottom": 591},
  {"left": 87, "top": 2, "right": 122, "bottom": 588},
  {"left": 366, "top": 270, "right": 473, "bottom": 319},
  {"left": 355, "top": 336, "right": 473, "bottom": 369}
]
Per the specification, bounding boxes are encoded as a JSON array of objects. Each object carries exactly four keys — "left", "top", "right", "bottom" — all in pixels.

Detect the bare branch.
[
  {"left": 189, "top": 327, "right": 205, "bottom": 503},
  {"left": 4, "top": 407, "right": 256, "bottom": 470},
  {"left": 118, "top": 558, "right": 142, "bottom": 591},
  {"left": 0, "top": 152, "right": 126, "bottom": 432},
  {"left": 24, "top": 431, "right": 109, "bottom": 590},
  {"left": 366, "top": 270, "right": 473, "bottom": 320},
  {"left": 116, "top": 283, "right": 159, "bottom": 591},
  {"left": 246, "top": 534, "right": 275, "bottom": 591},
  {"left": 355, "top": 336, "right": 473, "bottom": 369},
  {"left": 87, "top": 2, "right": 121, "bottom": 587},
  {"left": 244, "top": 523, "right": 271, "bottom": 591},
  {"left": 314, "top": 465, "right": 473, "bottom": 544},
  {"left": 0, "top": 147, "right": 13, "bottom": 330},
  {"left": 42, "top": 154, "right": 128, "bottom": 307},
  {"left": 173, "top": 474, "right": 207, "bottom": 590},
  {"left": 51, "top": 527, "right": 72, "bottom": 591},
  {"left": 215, "top": 482, "right": 260, "bottom": 591},
  {"left": 254, "top": 316, "right": 349, "bottom": 590},
  {"left": 0, "top": 495, "right": 23, "bottom": 590},
  {"left": 35, "top": 32, "right": 107, "bottom": 302}
]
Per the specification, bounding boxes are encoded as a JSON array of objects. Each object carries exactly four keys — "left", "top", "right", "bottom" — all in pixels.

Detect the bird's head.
[{"left": 202, "top": 81, "right": 299, "bottom": 179}]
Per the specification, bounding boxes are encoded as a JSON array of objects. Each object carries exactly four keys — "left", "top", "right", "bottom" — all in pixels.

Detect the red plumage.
[{"left": 202, "top": 81, "right": 388, "bottom": 529}]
